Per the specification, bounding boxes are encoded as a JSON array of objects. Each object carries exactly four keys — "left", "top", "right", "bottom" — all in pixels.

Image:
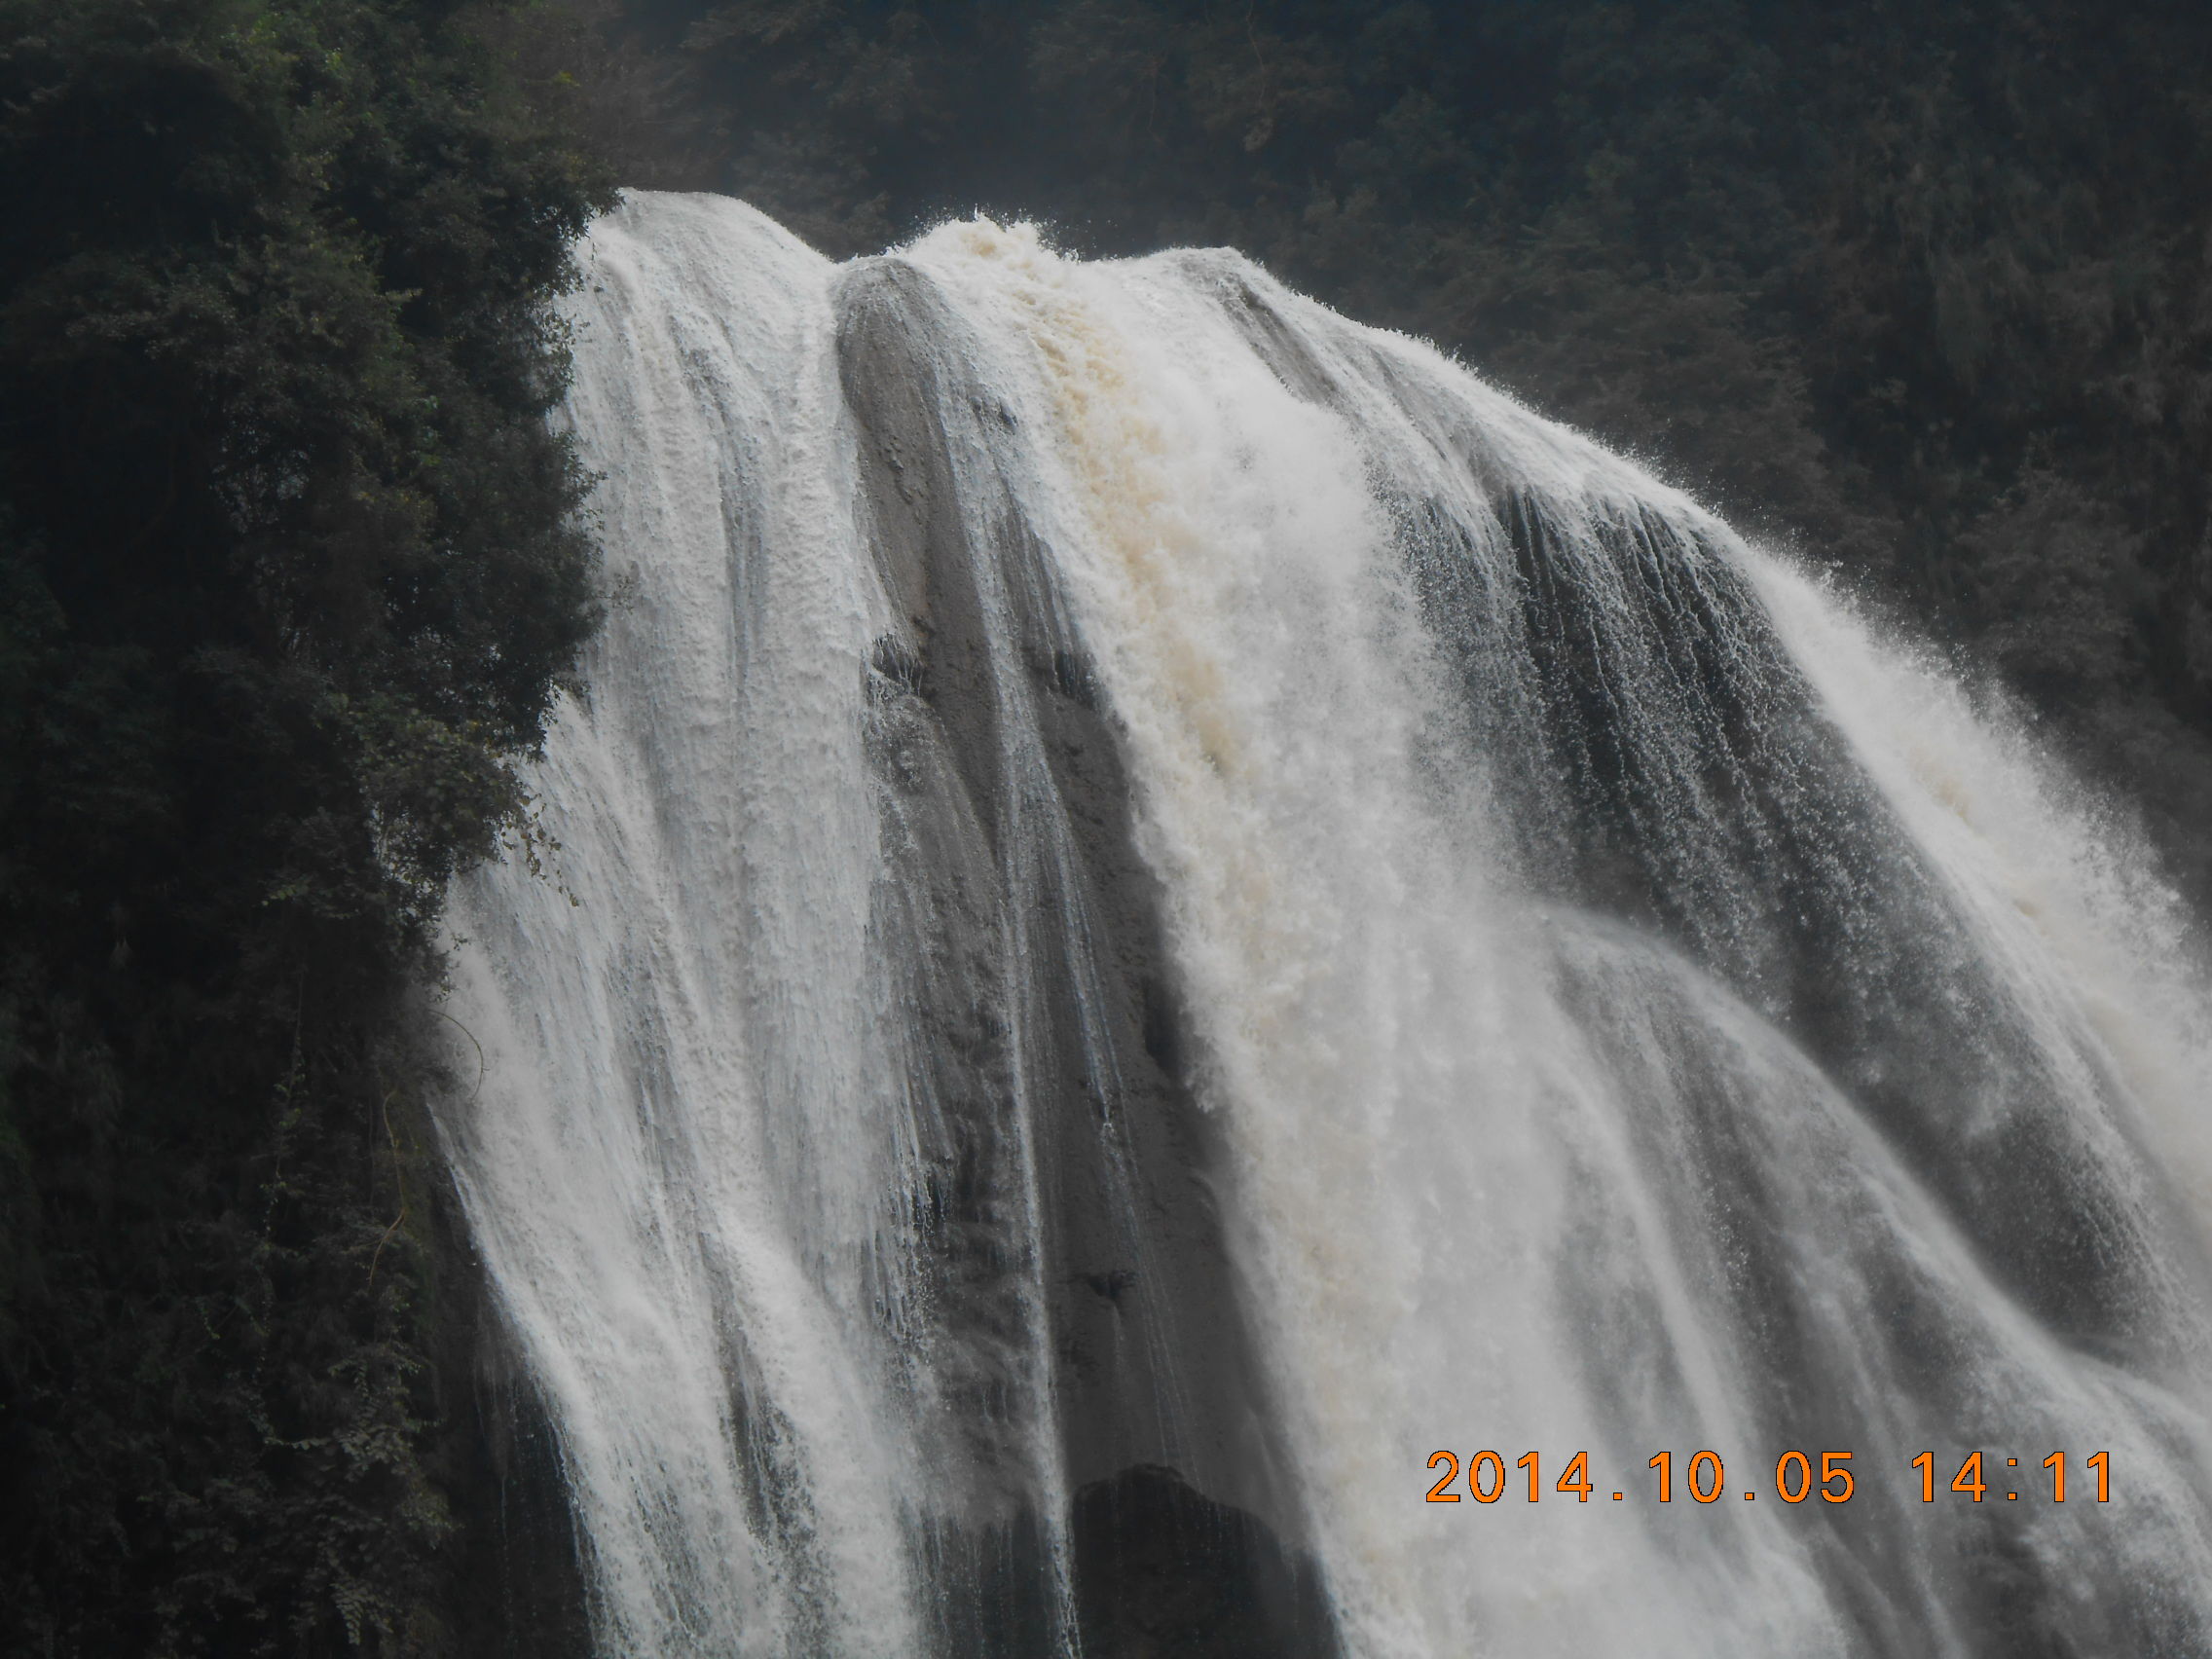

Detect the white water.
[{"left": 439, "top": 192, "right": 2212, "bottom": 1657}]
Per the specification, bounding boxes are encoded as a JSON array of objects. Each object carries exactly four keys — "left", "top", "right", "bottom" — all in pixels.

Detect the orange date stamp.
[{"left": 1424, "top": 1449, "right": 2111, "bottom": 1505}]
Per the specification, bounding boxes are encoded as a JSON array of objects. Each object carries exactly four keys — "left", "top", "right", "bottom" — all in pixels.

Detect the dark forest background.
[{"left": 3, "top": 0, "right": 2209, "bottom": 1652}]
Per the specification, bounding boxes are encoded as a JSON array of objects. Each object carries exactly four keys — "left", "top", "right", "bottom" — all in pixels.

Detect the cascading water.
[{"left": 436, "top": 191, "right": 2212, "bottom": 1658}]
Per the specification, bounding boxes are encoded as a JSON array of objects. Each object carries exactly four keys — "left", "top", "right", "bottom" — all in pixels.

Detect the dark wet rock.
[
  {"left": 424, "top": 1181, "right": 593, "bottom": 1659},
  {"left": 1073, "top": 1464, "right": 1337, "bottom": 1659}
]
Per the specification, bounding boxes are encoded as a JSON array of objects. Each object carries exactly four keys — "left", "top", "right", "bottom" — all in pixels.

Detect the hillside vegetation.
[{"left": 0, "top": 0, "right": 606, "bottom": 1648}]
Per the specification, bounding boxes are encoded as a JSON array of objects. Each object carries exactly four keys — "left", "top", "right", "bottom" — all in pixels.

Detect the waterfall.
[{"left": 437, "top": 191, "right": 2212, "bottom": 1658}]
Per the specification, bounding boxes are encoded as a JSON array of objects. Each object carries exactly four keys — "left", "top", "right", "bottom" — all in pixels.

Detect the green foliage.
[
  {"left": 0, "top": 0, "right": 610, "bottom": 1648},
  {"left": 674, "top": 0, "right": 2212, "bottom": 898}
]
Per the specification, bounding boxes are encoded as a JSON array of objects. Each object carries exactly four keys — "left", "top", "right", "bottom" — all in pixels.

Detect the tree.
[{"left": 0, "top": 0, "right": 609, "bottom": 1648}]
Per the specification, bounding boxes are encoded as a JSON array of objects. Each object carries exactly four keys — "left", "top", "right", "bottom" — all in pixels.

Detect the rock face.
[
  {"left": 1072, "top": 1465, "right": 1336, "bottom": 1659},
  {"left": 426, "top": 1218, "right": 596, "bottom": 1659},
  {"left": 837, "top": 257, "right": 1321, "bottom": 1655},
  {"left": 434, "top": 191, "right": 2212, "bottom": 1659}
]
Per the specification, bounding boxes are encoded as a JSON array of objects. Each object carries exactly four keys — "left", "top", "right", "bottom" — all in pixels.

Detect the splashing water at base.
[{"left": 438, "top": 194, "right": 2212, "bottom": 1659}]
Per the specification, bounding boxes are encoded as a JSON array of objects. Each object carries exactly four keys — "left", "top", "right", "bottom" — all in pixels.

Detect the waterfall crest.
[{"left": 440, "top": 191, "right": 2212, "bottom": 1657}]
